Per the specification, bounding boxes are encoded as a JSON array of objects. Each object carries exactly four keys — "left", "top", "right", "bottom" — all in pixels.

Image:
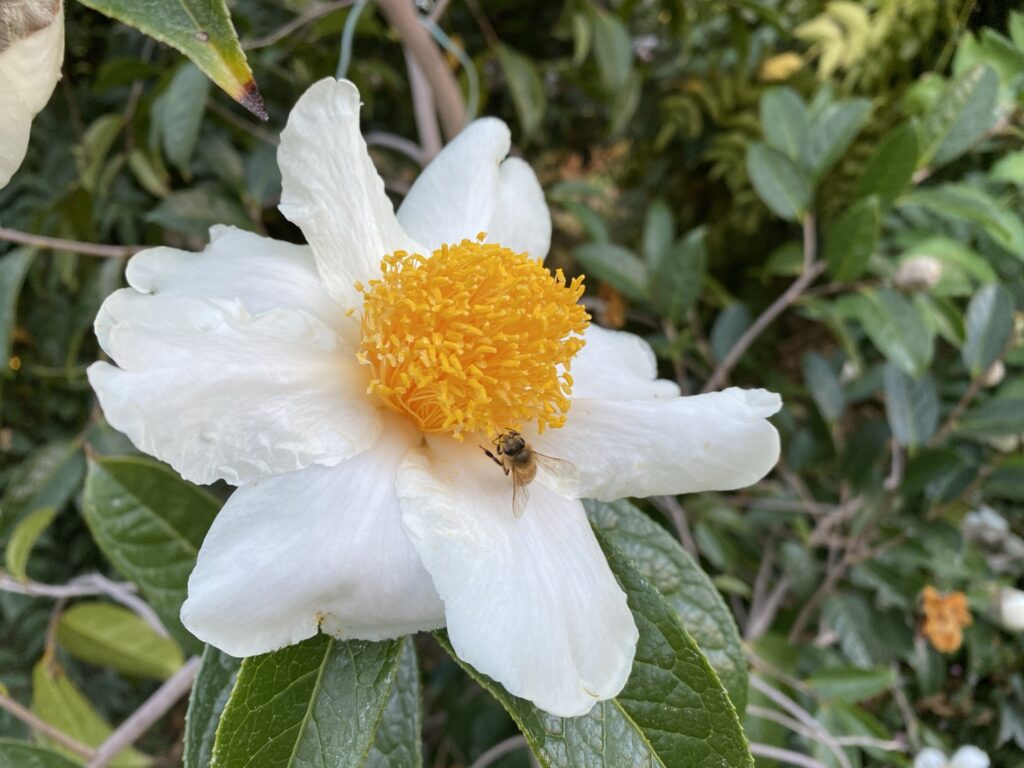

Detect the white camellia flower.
[
  {"left": 913, "top": 746, "right": 990, "bottom": 768},
  {"left": 0, "top": 0, "right": 64, "bottom": 189},
  {"left": 998, "top": 587, "right": 1024, "bottom": 632},
  {"left": 89, "top": 78, "right": 782, "bottom": 717}
]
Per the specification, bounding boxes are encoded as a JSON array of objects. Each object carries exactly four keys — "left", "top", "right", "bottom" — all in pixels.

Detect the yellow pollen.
[{"left": 357, "top": 239, "right": 589, "bottom": 439}]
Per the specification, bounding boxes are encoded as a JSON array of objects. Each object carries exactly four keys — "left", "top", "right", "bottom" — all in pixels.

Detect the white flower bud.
[
  {"left": 0, "top": 0, "right": 64, "bottom": 189},
  {"left": 998, "top": 588, "right": 1024, "bottom": 632},
  {"left": 894, "top": 255, "right": 943, "bottom": 292},
  {"left": 981, "top": 360, "right": 1005, "bottom": 387},
  {"left": 962, "top": 506, "right": 1009, "bottom": 546}
]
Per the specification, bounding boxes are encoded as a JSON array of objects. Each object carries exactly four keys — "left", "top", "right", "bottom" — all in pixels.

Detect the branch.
[
  {"left": 377, "top": 0, "right": 466, "bottom": 140},
  {"left": 0, "top": 227, "right": 140, "bottom": 258},
  {"left": 243, "top": 0, "right": 353, "bottom": 50},
  {"left": 86, "top": 656, "right": 201, "bottom": 768},
  {"left": 468, "top": 736, "right": 529, "bottom": 768},
  {"left": 703, "top": 214, "right": 823, "bottom": 392},
  {"left": 749, "top": 743, "right": 829, "bottom": 768},
  {"left": 0, "top": 691, "right": 97, "bottom": 761}
]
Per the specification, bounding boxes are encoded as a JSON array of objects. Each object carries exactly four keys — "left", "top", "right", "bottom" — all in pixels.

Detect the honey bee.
[{"left": 482, "top": 430, "right": 577, "bottom": 518}]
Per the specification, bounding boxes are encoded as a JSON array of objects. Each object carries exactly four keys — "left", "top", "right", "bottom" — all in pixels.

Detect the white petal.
[
  {"left": 89, "top": 290, "right": 379, "bottom": 485},
  {"left": 397, "top": 438, "right": 637, "bottom": 717},
  {"left": 278, "top": 78, "right": 420, "bottom": 309},
  {"left": 181, "top": 421, "right": 445, "bottom": 658},
  {"left": 0, "top": 3, "right": 63, "bottom": 189},
  {"left": 913, "top": 749, "right": 949, "bottom": 768},
  {"left": 397, "top": 118, "right": 511, "bottom": 250},
  {"left": 533, "top": 388, "right": 782, "bottom": 501},
  {"left": 571, "top": 324, "right": 680, "bottom": 400},
  {"left": 950, "top": 747, "right": 990, "bottom": 768},
  {"left": 483, "top": 157, "right": 552, "bottom": 260},
  {"left": 125, "top": 226, "right": 352, "bottom": 339}
]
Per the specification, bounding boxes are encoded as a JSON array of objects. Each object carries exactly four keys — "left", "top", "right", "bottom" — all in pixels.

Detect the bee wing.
[
  {"left": 532, "top": 452, "right": 579, "bottom": 485},
  {"left": 511, "top": 467, "right": 530, "bottom": 519}
]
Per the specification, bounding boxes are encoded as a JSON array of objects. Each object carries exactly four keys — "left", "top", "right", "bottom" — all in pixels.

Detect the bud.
[
  {"left": 997, "top": 588, "right": 1024, "bottom": 632},
  {"left": 949, "top": 746, "right": 991, "bottom": 768},
  {"left": 894, "top": 255, "right": 943, "bottom": 292},
  {"left": 0, "top": 0, "right": 64, "bottom": 189},
  {"left": 962, "top": 506, "right": 1009, "bottom": 547},
  {"left": 981, "top": 360, "right": 1005, "bottom": 388}
]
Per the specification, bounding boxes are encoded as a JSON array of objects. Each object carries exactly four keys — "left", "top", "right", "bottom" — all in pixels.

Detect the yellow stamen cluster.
[{"left": 357, "top": 237, "right": 589, "bottom": 439}]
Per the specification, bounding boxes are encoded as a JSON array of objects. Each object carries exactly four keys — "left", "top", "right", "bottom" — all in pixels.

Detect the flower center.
[{"left": 357, "top": 237, "right": 589, "bottom": 439}]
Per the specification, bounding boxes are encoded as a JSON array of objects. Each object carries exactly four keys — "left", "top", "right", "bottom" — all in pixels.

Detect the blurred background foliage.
[{"left": 2, "top": 0, "right": 1024, "bottom": 766}]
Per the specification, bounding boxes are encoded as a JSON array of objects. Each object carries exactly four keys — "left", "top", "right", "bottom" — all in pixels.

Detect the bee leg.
[{"left": 480, "top": 446, "right": 507, "bottom": 472}]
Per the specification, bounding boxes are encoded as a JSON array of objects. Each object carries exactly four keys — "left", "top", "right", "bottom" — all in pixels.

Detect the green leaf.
[
  {"left": 585, "top": 499, "right": 748, "bottom": 713},
  {"left": 803, "top": 99, "right": 872, "bottom": 179},
  {"left": 807, "top": 666, "right": 896, "bottom": 702},
  {"left": 82, "top": 456, "right": 220, "bottom": 652},
  {"left": 850, "top": 288, "right": 934, "bottom": 376},
  {"left": 590, "top": 10, "right": 632, "bottom": 92},
  {"left": 0, "top": 740, "right": 81, "bottom": 768},
  {"left": 649, "top": 228, "right": 707, "bottom": 323},
  {"left": 152, "top": 63, "right": 210, "bottom": 176},
  {"left": 824, "top": 196, "right": 880, "bottom": 281},
  {"left": 956, "top": 398, "right": 1024, "bottom": 438},
  {"left": 75, "top": 0, "right": 266, "bottom": 118},
  {"left": 760, "top": 87, "right": 808, "bottom": 161},
  {"left": 32, "top": 661, "right": 149, "bottom": 768},
  {"left": 4, "top": 506, "right": 57, "bottom": 582},
  {"left": 855, "top": 123, "right": 918, "bottom": 205},
  {"left": 711, "top": 303, "right": 751, "bottom": 362},
  {"left": 57, "top": 602, "right": 185, "bottom": 681},
  {"left": 902, "top": 184, "right": 1024, "bottom": 258},
  {"left": 437, "top": 529, "right": 753, "bottom": 767},
  {"left": 572, "top": 242, "right": 648, "bottom": 301},
  {"left": 746, "top": 142, "right": 811, "bottom": 221},
  {"left": 802, "top": 352, "right": 845, "bottom": 422},
  {"left": 822, "top": 594, "right": 908, "bottom": 666},
  {"left": 0, "top": 441, "right": 84, "bottom": 540},
  {"left": 365, "top": 638, "right": 422, "bottom": 768},
  {"left": 184, "top": 647, "right": 241, "bottom": 768},
  {"left": 211, "top": 636, "right": 404, "bottom": 768},
  {"left": 883, "top": 365, "right": 938, "bottom": 447},
  {"left": 0, "top": 248, "right": 34, "bottom": 364},
  {"left": 918, "top": 65, "right": 999, "bottom": 167},
  {"left": 496, "top": 45, "right": 545, "bottom": 141},
  {"left": 962, "top": 284, "right": 1014, "bottom": 376},
  {"left": 991, "top": 149, "right": 1024, "bottom": 186},
  {"left": 145, "top": 187, "right": 255, "bottom": 236},
  {"left": 642, "top": 200, "right": 675, "bottom": 269}
]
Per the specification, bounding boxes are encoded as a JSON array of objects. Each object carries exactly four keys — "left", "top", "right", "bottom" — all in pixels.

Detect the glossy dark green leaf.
[
  {"left": 883, "top": 364, "right": 938, "bottom": 447},
  {"left": 760, "top": 87, "right": 808, "bottom": 161},
  {"left": 211, "top": 636, "right": 404, "bottom": 768},
  {"left": 956, "top": 398, "right": 1024, "bottom": 438},
  {"left": 855, "top": 123, "right": 919, "bottom": 205},
  {"left": 82, "top": 456, "right": 220, "bottom": 652},
  {"left": 590, "top": 10, "right": 632, "bottom": 92},
  {"left": 962, "top": 284, "right": 1014, "bottom": 376},
  {"left": 76, "top": 0, "right": 266, "bottom": 118},
  {"left": 4, "top": 506, "right": 57, "bottom": 581},
  {"left": 0, "top": 440, "right": 84, "bottom": 540},
  {"left": 153, "top": 63, "right": 210, "bottom": 176},
  {"left": 0, "top": 248, "right": 34, "bottom": 363},
  {"left": 366, "top": 638, "right": 422, "bottom": 768},
  {"left": 802, "top": 352, "right": 845, "bottom": 422},
  {"left": 851, "top": 288, "right": 934, "bottom": 376},
  {"left": 496, "top": 45, "right": 545, "bottom": 140},
  {"left": 803, "top": 99, "right": 871, "bottom": 179},
  {"left": 903, "top": 184, "right": 1024, "bottom": 258},
  {"left": 824, "top": 196, "right": 880, "bottom": 281},
  {"left": 145, "top": 187, "right": 255, "bottom": 236},
  {"left": 642, "top": 199, "right": 675, "bottom": 268},
  {"left": 746, "top": 142, "right": 811, "bottom": 221},
  {"left": 649, "top": 228, "right": 707, "bottom": 323},
  {"left": 586, "top": 498, "right": 748, "bottom": 713},
  {"left": 184, "top": 646, "right": 242, "bottom": 768},
  {"left": 918, "top": 65, "right": 998, "bottom": 167},
  {"left": 0, "top": 740, "right": 81, "bottom": 768},
  {"left": 711, "top": 303, "right": 751, "bottom": 362},
  {"left": 437, "top": 529, "right": 753, "bottom": 767},
  {"left": 572, "top": 242, "right": 648, "bottom": 301}
]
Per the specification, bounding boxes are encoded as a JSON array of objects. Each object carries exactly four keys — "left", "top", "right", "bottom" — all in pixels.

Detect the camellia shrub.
[{"left": 0, "top": 1, "right": 1022, "bottom": 767}]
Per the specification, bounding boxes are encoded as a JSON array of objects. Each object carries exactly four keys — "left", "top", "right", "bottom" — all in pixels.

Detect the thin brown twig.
[
  {"left": 404, "top": 48, "right": 442, "bottom": 161},
  {"left": 243, "top": 0, "right": 353, "bottom": 50},
  {"left": 0, "top": 691, "right": 97, "bottom": 760},
  {"left": 468, "top": 736, "right": 529, "bottom": 768},
  {"left": 749, "top": 744, "right": 828, "bottom": 768},
  {"left": 377, "top": 0, "right": 466, "bottom": 140},
  {"left": 703, "top": 214, "right": 822, "bottom": 392},
  {"left": 86, "top": 656, "right": 201, "bottom": 768},
  {"left": 0, "top": 227, "right": 139, "bottom": 258}
]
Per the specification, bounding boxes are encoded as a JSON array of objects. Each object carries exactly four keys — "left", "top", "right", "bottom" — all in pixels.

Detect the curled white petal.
[
  {"left": 571, "top": 324, "right": 680, "bottom": 400},
  {"left": 483, "top": 157, "right": 552, "bottom": 261},
  {"left": 397, "top": 438, "right": 637, "bottom": 717},
  {"left": 278, "top": 78, "right": 421, "bottom": 308},
  {"left": 0, "top": 1, "right": 63, "bottom": 189},
  {"left": 534, "top": 387, "right": 782, "bottom": 500},
  {"left": 913, "top": 749, "right": 949, "bottom": 768},
  {"left": 949, "top": 746, "right": 990, "bottom": 768},
  {"left": 90, "top": 291, "right": 379, "bottom": 485},
  {"left": 182, "top": 420, "right": 445, "bottom": 658}
]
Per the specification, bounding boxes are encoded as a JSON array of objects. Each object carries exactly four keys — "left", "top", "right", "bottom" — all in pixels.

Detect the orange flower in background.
[{"left": 922, "top": 586, "right": 973, "bottom": 653}]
